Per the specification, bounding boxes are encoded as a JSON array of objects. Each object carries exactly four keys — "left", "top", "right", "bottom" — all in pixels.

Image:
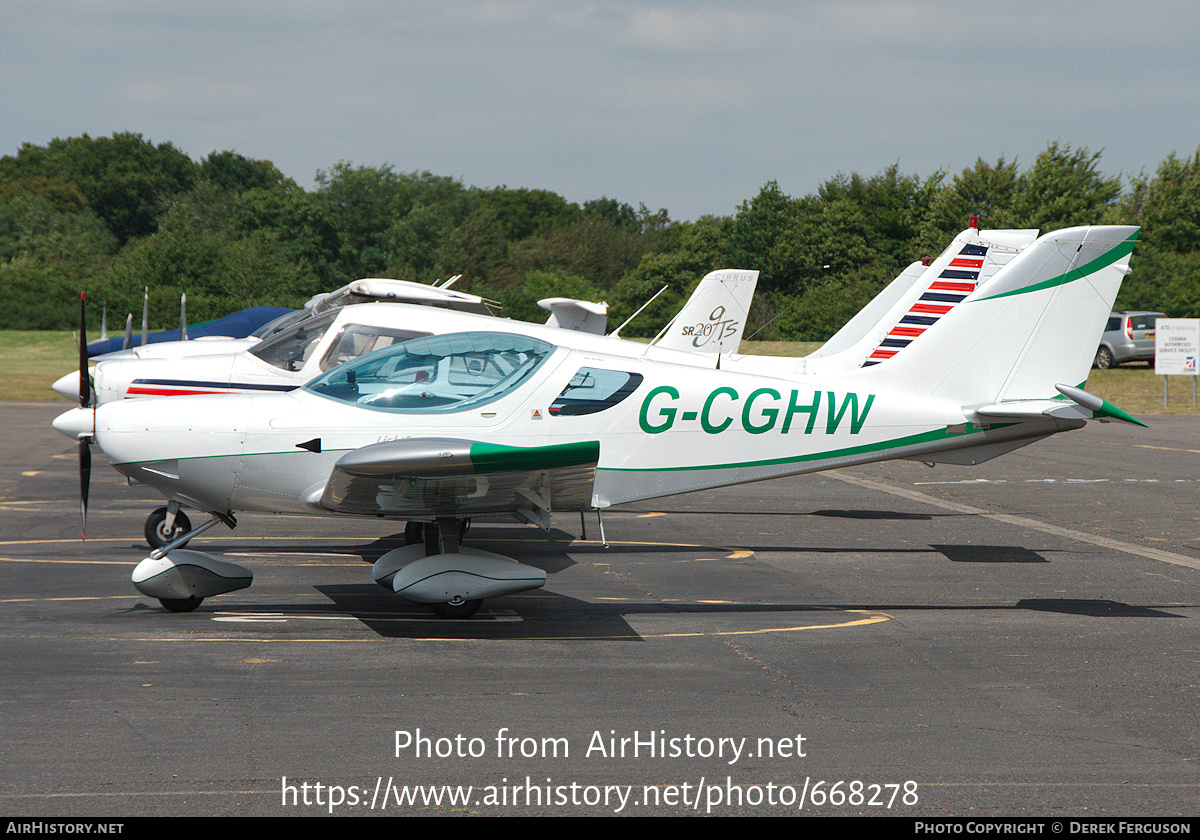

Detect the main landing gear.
[
  {"left": 133, "top": 510, "right": 545, "bottom": 619},
  {"left": 374, "top": 517, "right": 546, "bottom": 619}
]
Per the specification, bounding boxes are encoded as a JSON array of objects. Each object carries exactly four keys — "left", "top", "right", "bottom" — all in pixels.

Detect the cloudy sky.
[{"left": 3, "top": 1, "right": 1197, "bottom": 221}]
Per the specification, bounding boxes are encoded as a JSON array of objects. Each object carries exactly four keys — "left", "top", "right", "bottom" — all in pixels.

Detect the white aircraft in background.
[
  {"left": 84, "top": 276, "right": 495, "bottom": 363},
  {"left": 57, "top": 270, "right": 758, "bottom": 405},
  {"left": 53, "top": 225, "right": 1142, "bottom": 618}
]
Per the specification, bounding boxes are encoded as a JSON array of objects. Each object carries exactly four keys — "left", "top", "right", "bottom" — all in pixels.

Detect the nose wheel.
[{"left": 145, "top": 506, "right": 192, "bottom": 549}]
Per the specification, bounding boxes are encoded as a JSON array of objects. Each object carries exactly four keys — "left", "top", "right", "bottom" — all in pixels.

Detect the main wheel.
[
  {"left": 430, "top": 599, "right": 483, "bottom": 619},
  {"left": 1094, "top": 345, "right": 1115, "bottom": 370},
  {"left": 145, "top": 507, "right": 192, "bottom": 549},
  {"left": 159, "top": 596, "right": 203, "bottom": 613},
  {"left": 404, "top": 521, "right": 424, "bottom": 545}
]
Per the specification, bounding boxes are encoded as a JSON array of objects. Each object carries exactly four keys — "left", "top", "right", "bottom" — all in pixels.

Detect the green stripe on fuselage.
[{"left": 602, "top": 423, "right": 1018, "bottom": 475}]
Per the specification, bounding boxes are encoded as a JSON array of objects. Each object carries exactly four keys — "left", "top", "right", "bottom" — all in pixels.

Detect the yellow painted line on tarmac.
[
  {"left": 1131, "top": 443, "right": 1200, "bottom": 454},
  {"left": 644, "top": 610, "right": 891, "bottom": 638},
  {"left": 96, "top": 614, "right": 892, "bottom": 643},
  {"left": 0, "top": 595, "right": 135, "bottom": 603},
  {"left": 0, "top": 537, "right": 142, "bottom": 546},
  {"left": 0, "top": 556, "right": 132, "bottom": 565},
  {"left": 566, "top": 539, "right": 754, "bottom": 560}
]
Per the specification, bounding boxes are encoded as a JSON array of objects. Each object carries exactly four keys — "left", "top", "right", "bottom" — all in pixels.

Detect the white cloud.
[{"left": 2, "top": 0, "right": 1198, "bottom": 219}]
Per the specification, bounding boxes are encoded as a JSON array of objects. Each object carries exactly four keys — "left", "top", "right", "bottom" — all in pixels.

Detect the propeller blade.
[
  {"left": 78, "top": 292, "right": 91, "bottom": 407},
  {"left": 123, "top": 314, "right": 133, "bottom": 351},
  {"left": 79, "top": 436, "right": 92, "bottom": 541}
]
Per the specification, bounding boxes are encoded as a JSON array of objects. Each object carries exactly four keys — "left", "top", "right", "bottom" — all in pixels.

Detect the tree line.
[{"left": 2, "top": 132, "right": 1197, "bottom": 339}]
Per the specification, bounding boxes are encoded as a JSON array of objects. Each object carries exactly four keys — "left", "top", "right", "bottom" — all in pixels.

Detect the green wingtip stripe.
[
  {"left": 976, "top": 229, "right": 1138, "bottom": 302},
  {"left": 468, "top": 440, "right": 600, "bottom": 473},
  {"left": 1097, "top": 399, "right": 1149, "bottom": 428}
]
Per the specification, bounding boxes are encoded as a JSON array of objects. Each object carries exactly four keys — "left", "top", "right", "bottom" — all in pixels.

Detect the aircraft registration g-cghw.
[{"left": 53, "top": 224, "right": 1142, "bottom": 618}]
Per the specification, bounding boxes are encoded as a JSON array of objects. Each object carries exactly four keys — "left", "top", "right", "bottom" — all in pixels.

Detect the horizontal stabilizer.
[
  {"left": 972, "top": 384, "right": 1147, "bottom": 427},
  {"left": 1054, "top": 383, "right": 1148, "bottom": 427},
  {"left": 540, "top": 298, "right": 609, "bottom": 334}
]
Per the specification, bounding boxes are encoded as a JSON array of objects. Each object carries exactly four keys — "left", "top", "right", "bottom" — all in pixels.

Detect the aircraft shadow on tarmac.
[
  {"left": 127, "top": 586, "right": 1184, "bottom": 642},
  {"left": 108, "top": 524, "right": 1187, "bottom": 639}
]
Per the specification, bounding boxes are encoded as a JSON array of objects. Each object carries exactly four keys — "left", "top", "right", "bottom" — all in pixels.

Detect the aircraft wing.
[{"left": 311, "top": 438, "right": 600, "bottom": 526}]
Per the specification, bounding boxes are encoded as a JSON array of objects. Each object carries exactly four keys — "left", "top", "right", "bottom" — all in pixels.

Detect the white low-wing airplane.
[
  {"left": 54, "top": 225, "right": 1141, "bottom": 617},
  {"left": 54, "top": 269, "right": 759, "bottom": 548}
]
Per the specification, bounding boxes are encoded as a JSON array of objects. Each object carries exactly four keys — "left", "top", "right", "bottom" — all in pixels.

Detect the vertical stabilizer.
[
  {"left": 874, "top": 226, "right": 1139, "bottom": 406},
  {"left": 654, "top": 269, "right": 759, "bottom": 355},
  {"left": 806, "top": 227, "right": 1038, "bottom": 374}
]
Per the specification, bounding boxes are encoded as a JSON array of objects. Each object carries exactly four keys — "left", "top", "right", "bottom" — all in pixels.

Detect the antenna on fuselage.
[
  {"left": 608, "top": 285, "right": 668, "bottom": 340},
  {"left": 141, "top": 287, "right": 149, "bottom": 349}
]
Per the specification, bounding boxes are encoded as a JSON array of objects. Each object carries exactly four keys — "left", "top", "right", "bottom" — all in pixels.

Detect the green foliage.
[
  {"left": 3, "top": 133, "right": 1198, "bottom": 335},
  {"left": 200, "top": 150, "right": 292, "bottom": 194},
  {"left": 777, "top": 266, "right": 896, "bottom": 341},
  {"left": 0, "top": 257, "right": 87, "bottom": 329},
  {"left": 0, "top": 132, "right": 197, "bottom": 244},
  {"left": 1114, "top": 248, "right": 1200, "bottom": 319},
  {"left": 765, "top": 166, "right": 941, "bottom": 299},
  {"left": 493, "top": 270, "right": 603, "bottom": 325},
  {"left": 311, "top": 163, "right": 478, "bottom": 284},
  {"left": 98, "top": 182, "right": 313, "bottom": 324},
  {"left": 0, "top": 176, "right": 118, "bottom": 329},
  {"left": 1007, "top": 141, "right": 1120, "bottom": 229},
  {"left": 608, "top": 217, "right": 725, "bottom": 336},
  {"left": 512, "top": 215, "right": 647, "bottom": 289},
  {"left": 583, "top": 197, "right": 639, "bottom": 229},
  {"left": 1115, "top": 148, "right": 1200, "bottom": 253},
  {"left": 916, "top": 156, "right": 1022, "bottom": 252},
  {"left": 720, "top": 181, "right": 794, "bottom": 288},
  {"left": 435, "top": 205, "right": 518, "bottom": 291},
  {"left": 478, "top": 186, "right": 581, "bottom": 241}
]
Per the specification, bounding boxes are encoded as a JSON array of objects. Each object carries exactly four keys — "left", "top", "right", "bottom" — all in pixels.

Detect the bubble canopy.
[{"left": 304, "top": 332, "right": 557, "bottom": 413}]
